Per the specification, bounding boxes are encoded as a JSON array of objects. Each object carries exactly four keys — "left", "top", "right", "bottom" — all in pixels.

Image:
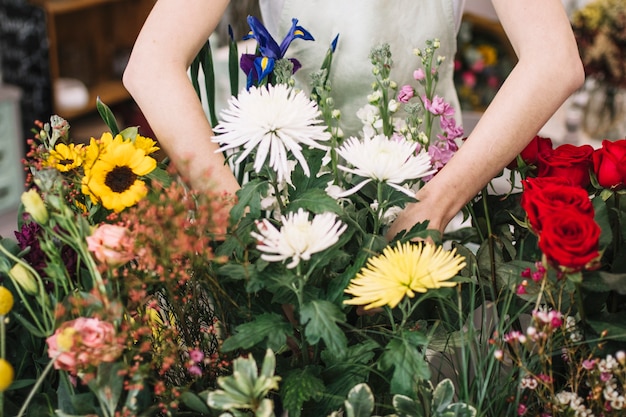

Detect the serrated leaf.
[
  {"left": 221, "top": 313, "right": 292, "bottom": 352},
  {"left": 300, "top": 300, "right": 347, "bottom": 356},
  {"left": 345, "top": 383, "right": 374, "bottom": 417},
  {"left": 288, "top": 189, "right": 343, "bottom": 215},
  {"left": 378, "top": 335, "right": 430, "bottom": 396},
  {"left": 280, "top": 368, "right": 326, "bottom": 417}
]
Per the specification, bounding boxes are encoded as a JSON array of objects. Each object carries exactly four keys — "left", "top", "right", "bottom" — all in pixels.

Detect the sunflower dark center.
[{"left": 105, "top": 166, "right": 137, "bottom": 193}]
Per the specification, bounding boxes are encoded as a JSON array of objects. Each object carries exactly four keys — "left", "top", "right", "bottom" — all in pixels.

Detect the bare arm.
[
  {"left": 123, "top": 0, "right": 240, "bottom": 193},
  {"left": 388, "top": 0, "right": 585, "bottom": 237}
]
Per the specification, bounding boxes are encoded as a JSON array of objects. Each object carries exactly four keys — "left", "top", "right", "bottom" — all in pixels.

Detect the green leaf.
[
  {"left": 88, "top": 362, "right": 124, "bottom": 416},
  {"left": 345, "top": 383, "right": 374, "bottom": 417},
  {"left": 180, "top": 391, "right": 212, "bottom": 415},
  {"left": 588, "top": 312, "right": 626, "bottom": 341},
  {"left": 280, "top": 367, "right": 325, "bottom": 417},
  {"left": 228, "top": 27, "right": 240, "bottom": 96},
  {"left": 438, "top": 403, "right": 477, "bottom": 417},
  {"left": 96, "top": 98, "right": 119, "bottom": 136},
  {"left": 288, "top": 189, "right": 343, "bottom": 216},
  {"left": 221, "top": 313, "right": 292, "bottom": 352},
  {"left": 432, "top": 379, "right": 455, "bottom": 413},
  {"left": 593, "top": 196, "right": 613, "bottom": 251},
  {"left": 232, "top": 179, "right": 268, "bottom": 220},
  {"left": 378, "top": 333, "right": 431, "bottom": 396},
  {"left": 300, "top": 300, "right": 348, "bottom": 356},
  {"left": 393, "top": 394, "right": 423, "bottom": 417}
]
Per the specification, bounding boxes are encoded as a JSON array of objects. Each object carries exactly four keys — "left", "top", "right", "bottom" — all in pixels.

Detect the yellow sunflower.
[
  {"left": 47, "top": 143, "right": 84, "bottom": 172},
  {"left": 344, "top": 241, "right": 466, "bottom": 310},
  {"left": 81, "top": 138, "right": 156, "bottom": 212},
  {"left": 83, "top": 133, "right": 113, "bottom": 174}
]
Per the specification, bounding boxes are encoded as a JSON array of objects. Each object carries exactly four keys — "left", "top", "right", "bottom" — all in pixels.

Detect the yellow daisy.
[
  {"left": 81, "top": 138, "right": 156, "bottom": 213},
  {"left": 47, "top": 143, "right": 84, "bottom": 172},
  {"left": 344, "top": 241, "right": 466, "bottom": 310}
]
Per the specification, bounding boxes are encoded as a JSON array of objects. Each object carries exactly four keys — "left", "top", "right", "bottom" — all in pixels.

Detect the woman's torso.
[{"left": 258, "top": 0, "right": 465, "bottom": 135}]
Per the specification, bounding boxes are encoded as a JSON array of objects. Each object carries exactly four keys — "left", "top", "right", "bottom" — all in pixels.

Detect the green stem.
[{"left": 17, "top": 356, "right": 58, "bottom": 417}]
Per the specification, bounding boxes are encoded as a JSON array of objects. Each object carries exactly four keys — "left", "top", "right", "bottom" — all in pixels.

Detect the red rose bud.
[
  {"left": 537, "top": 143, "right": 594, "bottom": 188},
  {"left": 592, "top": 139, "right": 626, "bottom": 190},
  {"left": 507, "top": 135, "right": 553, "bottom": 170}
]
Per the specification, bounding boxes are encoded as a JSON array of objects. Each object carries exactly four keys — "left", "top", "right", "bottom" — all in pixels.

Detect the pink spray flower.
[
  {"left": 397, "top": 85, "right": 415, "bottom": 103},
  {"left": 87, "top": 224, "right": 135, "bottom": 267}
]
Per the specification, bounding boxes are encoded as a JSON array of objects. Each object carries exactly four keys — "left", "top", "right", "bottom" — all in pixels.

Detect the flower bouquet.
[{"left": 0, "top": 14, "right": 625, "bottom": 417}]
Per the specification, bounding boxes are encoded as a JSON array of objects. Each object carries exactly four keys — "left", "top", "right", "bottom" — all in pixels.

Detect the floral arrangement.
[
  {"left": 572, "top": 0, "right": 626, "bottom": 88},
  {"left": 0, "top": 14, "right": 625, "bottom": 417}
]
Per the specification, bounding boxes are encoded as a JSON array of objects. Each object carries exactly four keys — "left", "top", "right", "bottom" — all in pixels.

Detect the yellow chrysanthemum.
[
  {"left": 344, "top": 241, "right": 466, "bottom": 310},
  {"left": 0, "top": 286, "right": 14, "bottom": 315},
  {"left": 81, "top": 138, "right": 156, "bottom": 213},
  {"left": 133, "top": 135, "right": 160, "bottom": 155},
  {"left": 47, "top": 142, "right": 84, "bottom": 172},
  {"left": 0, "top": 359, "right": 14, "bottom": 392}
]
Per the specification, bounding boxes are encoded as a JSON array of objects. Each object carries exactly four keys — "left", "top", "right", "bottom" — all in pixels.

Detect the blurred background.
[{"left": 0, "top": 0, "right": 619, "bottom": 237}]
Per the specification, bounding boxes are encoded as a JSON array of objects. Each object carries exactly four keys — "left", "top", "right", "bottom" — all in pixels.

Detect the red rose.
[
  {"left": 537, "top": 143, "right": 594, "bottom": 188},
  {"left": 508, "top": 135, "right": 553, "bottom": 170},
  {"left": 538, "top": 207, "right": 600, "bottom": 271},
  {"left": 520, "top": 177, "right": 593, "bottom": 233},
  {"left": 592, "top": 139, "right": 626, "bottom": 190}
]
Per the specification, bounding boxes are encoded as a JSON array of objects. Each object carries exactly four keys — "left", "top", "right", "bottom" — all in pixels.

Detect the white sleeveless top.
[{"left": 258, "top": 0, "right": 466, "bottom": 135}]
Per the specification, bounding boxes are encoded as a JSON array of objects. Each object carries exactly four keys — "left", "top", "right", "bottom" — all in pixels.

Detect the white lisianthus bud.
[
  {"left": 21, "top": 189, "right": 49, "bottom": 225},
  {"left": 331, "top": 109, "right": 341, "bottom": 120},
  {"left": 433, "top": 39, "right": 440, "bottom": 48},
  {"left": 413, "top": 48, "right": 422, "bottom": 57},
  {"left": 9, "top": 263, "right": 39, "bottom": 296},
  {"left": 389, "top": 80, "right": 397, "bottom": 89},
  {"left": 437, "top": 55, "right": 446, "bottom": 65},
  {"left": 617, "top": 350, "right": 626, "bottom": 365},
  {"left": 388, "top": 99, "right": 400, "bottom": 113}
]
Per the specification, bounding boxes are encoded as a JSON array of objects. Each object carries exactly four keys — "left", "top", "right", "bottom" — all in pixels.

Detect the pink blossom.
[
  {"left": 397, "top": 85, "right": 415, "bottom": 103},
  {"left": 413, "top": 68, "right": 426, "bottom": 81},
  {"left": 87, "top": 224, "right": 135, "bottom": 267},
  {"left": 423, "top": 95, "right": 454, "bottom": 117},
  {"left": 439, "top": 116, "right": 464, "bottom": 140},
  {"left": 518, "top": 403, "right": 527, "bottom": 416},
  {"left": 188, "top": 365, "right": 202, "bottom": 377},
  {"left": 46, "top": 317, "right": 122, "bottom": 374},
  {"left": 471, "top": 59, "right": 485, "bottom": 72},
  {"left": 189, "top": 348, "right": 204, "bottom": 363}
]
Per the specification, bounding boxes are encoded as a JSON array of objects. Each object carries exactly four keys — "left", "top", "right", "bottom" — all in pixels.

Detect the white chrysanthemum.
[
  {"left": 251, "top": 208, "right": 347, "bottom": 269},
  {"left": 336, "top": 134, "right": 435, "bottom": 197},
  {"left": 212, "top": 84, "right": 331, "bottom": 182}
]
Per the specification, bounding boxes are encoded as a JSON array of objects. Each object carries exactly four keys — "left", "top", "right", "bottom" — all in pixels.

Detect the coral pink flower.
[
  {"left": 87, "top": 224, "right": 135, "bottom": 266},
  {"left": 46, "top": 317, "right": 122, "bottom": 374}
]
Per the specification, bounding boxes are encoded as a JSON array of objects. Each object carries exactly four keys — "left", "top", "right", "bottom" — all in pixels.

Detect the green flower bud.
[
  {"left": 21, "top": 189, "right": 49, "bottom": 225},
  {"left": 9, "top": 263, "right": 39, "bottom": 296}
]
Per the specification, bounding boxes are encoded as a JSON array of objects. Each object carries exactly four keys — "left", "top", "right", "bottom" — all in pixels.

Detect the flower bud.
[
  {"left": 9, "top": 263, "right": 39, "bottom": 296},
  {"left": 21, "top": 189, "right": 49, "bottom": 225},
  {"left": 0, "top": 286, "right": 14, "bottom": 315},
  {"left": 617, "top": 350, "right": 626, "bottom": 365}
]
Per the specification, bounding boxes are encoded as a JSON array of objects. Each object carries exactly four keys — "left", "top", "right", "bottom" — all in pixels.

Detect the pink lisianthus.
[
  {"left": 423, "top": 95, "right": 454, "bottom": 117},
  {"left": 46, "top": 317, "right": 123, "bottom": 375},
  {"left": 87, "top": 224, "right": 135, "bottom": 267},
  {"left": 397, "top": 85, "right": 415, "bottom": 103}
]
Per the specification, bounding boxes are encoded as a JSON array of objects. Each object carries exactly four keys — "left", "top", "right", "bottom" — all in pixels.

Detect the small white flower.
[
  {"left": 251, "top": 208, "right": 347, "bottom": 269},
  {"left": 212, "top": 84, "right": 331, "bottom": 183},
  {"left": 336, "top": 134, "right": 434, "bottom": 197}
]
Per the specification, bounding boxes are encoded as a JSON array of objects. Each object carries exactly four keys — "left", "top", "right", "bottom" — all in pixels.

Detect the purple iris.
[{"left": 240, "top": 16, "right": 314, "bottom": 88}]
